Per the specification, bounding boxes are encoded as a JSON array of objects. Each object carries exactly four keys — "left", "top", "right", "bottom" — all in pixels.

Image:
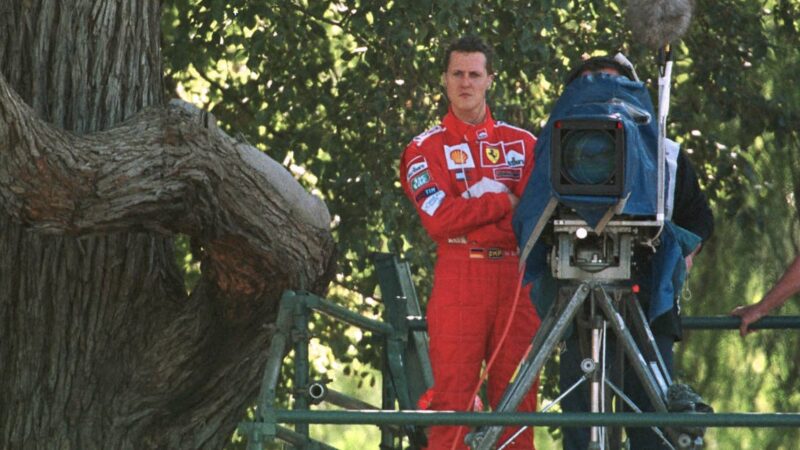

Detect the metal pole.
[
  {"left": 406, "top": 316, "right": 800, "bottom": 332},
  {"left": 590, "top": 312, "right": 603, "bottom": 446},
  {"left": 595, "top": 287, "right": 668, "bottom": 413},
  {"left": 300, "top": 293, "right": 394, "bottom": 335},
  {"left": 275, "top": 425, "right": 339, "bottom": 450},
  {"left": 656, "top": 50, "right": 672, "bottom": 224},
  {"left": 469, "top": 283, "right": 590, "bottom": 450},
  {"left": 270, "top": 410, "right": 800, "bottom": 428},
  {"left": 683, "top": 316, "right": 800, "bottom": 330},
  {"left": 307, "top": 382, "right": 382, "bottom": 410},
  {"left": 605, "top": 380, "right": 675, "bottom": 450},
  {"left": 257, "top": 292, "right": 296, "bottom": 414},
  {"left": 238, "top": 423, "right": 338, "bottom": 450},
  {"left": 292, "top": 298, "right": 311, "bottom": 441},
  {"left": 499, "top": 373, "right": 594, "bottom": 450},
  {"left": 628, "top": 293, "right": 672, "bottom": 386}
]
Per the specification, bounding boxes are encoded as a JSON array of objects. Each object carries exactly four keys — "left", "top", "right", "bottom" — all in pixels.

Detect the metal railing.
[
  {"left": 240, "top": 253, "right": 800, "bottom": 449},
  {"left": 682, "top": 316, "right": 800, "bottom": 330},
  {"left": 268, "top": 410, "right": 800, "bottom": 428}
]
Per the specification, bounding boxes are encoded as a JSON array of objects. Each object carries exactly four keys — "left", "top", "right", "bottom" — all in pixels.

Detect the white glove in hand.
[{"left": 461, "top": 177, "right": 509, "bottom": 199}]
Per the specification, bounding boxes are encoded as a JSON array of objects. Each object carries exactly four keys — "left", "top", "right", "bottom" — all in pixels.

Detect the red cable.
[{"left": 448, "top": 265, "right": 528, "bottom": 450}]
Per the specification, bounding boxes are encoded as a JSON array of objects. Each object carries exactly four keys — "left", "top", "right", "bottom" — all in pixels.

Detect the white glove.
[{"left": 461, "top": 177, "right": 509, "bottom": 199}]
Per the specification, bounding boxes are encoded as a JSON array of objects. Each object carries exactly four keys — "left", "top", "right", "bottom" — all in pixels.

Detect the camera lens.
[{"left": 560, "top": 130, "right": 616, "bottom": 185}]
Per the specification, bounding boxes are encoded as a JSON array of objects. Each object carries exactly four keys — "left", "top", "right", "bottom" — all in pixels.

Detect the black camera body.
[{"left": 551, "top": 119, "right": 627, "bottom": 198}]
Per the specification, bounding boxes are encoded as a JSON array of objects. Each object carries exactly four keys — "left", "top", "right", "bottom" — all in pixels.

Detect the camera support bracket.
[
  {"left": 594, "top": 195, "right": 630, "bottom": 235},
  {"left": 552, "top": 224, "right": 634, "bottom": 281}
]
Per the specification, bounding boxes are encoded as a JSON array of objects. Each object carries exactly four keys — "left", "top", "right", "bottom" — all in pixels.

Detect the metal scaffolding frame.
[{"left": 240, "top": 253, "right": 800, "bottom": 450}]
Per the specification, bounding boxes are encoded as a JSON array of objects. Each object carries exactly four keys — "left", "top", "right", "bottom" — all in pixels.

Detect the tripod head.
[{"left": 548, "top": 210, "right": 660, "bottom": 282}]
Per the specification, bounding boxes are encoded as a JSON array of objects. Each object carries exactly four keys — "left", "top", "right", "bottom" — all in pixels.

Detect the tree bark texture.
[{"left": 0, "top": 1, "right": 336, "bottom": 448}]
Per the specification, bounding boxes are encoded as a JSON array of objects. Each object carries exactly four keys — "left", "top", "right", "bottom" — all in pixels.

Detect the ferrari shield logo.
[{"left": 485, "top": 147, "right": 501, "bottom": 164}]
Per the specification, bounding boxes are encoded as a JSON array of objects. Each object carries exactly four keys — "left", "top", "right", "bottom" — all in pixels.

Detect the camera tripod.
[{"left": 466, "top": 278, "right": 697, "bottom": 450}]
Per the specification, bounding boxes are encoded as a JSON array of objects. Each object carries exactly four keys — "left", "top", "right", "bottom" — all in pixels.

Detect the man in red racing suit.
[{"left": 399, "top": 36, "right": 541, "bottom": 450}]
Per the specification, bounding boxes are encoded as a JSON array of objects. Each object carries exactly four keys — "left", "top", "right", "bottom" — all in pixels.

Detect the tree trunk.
[{"left": 0, "top": 1, "right": 335, "bottom": 448}]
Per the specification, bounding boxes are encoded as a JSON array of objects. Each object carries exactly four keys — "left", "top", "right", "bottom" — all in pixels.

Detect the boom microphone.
[{"left": 626, "top": 0, "right": 694, "bottom": 49}]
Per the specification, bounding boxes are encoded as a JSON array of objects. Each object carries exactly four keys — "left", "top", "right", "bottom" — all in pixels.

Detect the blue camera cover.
[
  {"left": 517, "top": 73, "right": 660, "bottom": 231},
  {"left": 513, "top": 73, "right": 701, "bottom": 322}
]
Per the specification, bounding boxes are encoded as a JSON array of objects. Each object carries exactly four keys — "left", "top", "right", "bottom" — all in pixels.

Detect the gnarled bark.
[{"left": 0, "top": 0, "right": 335, "bottom": 448}]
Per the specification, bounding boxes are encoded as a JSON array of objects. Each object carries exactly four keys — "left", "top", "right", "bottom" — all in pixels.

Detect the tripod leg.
[
  {"left": 468, "top": 283, "right": 591, "bottom": 450},
  {"left": 594, "top": 287, "right": 668, "bottom": 413},
  {"left": 607, "top": 311, "right": 625, "bottom": 449},
  {"left": 589, "top": 312, "right": 605, "bottom": 448},
  {"left": 625, "top": 295, "right": 672, "bottom": 388},
  {"left": 595, "top": 287, "right": 684, "bottom": 449},
  {"left": 605, "top": 380, "right": 675, "bottom": 450}
]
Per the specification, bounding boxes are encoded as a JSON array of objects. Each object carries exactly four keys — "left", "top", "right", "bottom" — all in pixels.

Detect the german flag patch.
[{"left": 469, "top": 248, "right": 484, "bottom": 259}]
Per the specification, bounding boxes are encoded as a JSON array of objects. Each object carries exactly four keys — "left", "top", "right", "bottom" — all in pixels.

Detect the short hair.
[
  {"left": 565, "top": 56, "right": 636, "bottom": 85},
  {"left": 442, "top": 36, "right": 495, "bottom": 75}
]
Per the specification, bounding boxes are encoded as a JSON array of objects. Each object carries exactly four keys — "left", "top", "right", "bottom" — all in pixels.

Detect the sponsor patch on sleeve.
[
  {"left": 493, "top": 168, "right": 522, "bottom": 181},
  {"left": 415, "top": 186, "right": 440, "bottom": 203},
  {"left": 421, "top": 190, "right": 446, "bottom": 216},
  {"left": 503, "top": 140, "right": 526, "bottom": 167},
  {"left": 410, "top": 170, "right": 432, "bottom": 191},
  {"left": 406, "top": 156, "right": 429, "bottom": 180}
]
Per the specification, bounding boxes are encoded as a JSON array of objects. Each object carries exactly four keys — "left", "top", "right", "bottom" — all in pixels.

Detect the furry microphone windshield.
[{"left": 626, "top": 0, "right": 694, "bottom": 49}]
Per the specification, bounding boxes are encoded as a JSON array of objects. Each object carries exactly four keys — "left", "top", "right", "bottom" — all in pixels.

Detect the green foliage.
[
  {"left": 174, "top": 234, "right": 202, "bottom": 292},
  {"left": 160, "top": 0, "right": 800, "bottom": 448}
]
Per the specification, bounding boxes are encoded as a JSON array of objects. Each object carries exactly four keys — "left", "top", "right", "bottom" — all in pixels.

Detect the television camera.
[
  {"left": 466, "top": 71, "right": 710, "bottom": 450},
  {"left": 548, "top": 116, "right": 662, "bottom": 283}
]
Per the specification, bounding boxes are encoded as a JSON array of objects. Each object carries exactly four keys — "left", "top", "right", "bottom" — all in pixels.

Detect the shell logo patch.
[
  {"left": 444, "top": 143, "right": 475, "bottom": 170},
  {"left": 450, "top": 149, "right": 469, "bottom": 164}
]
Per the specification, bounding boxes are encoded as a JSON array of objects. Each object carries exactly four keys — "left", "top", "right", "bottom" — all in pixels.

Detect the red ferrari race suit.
[{"left": 400, "top": 106, "right": 542, "bottom": 450}]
